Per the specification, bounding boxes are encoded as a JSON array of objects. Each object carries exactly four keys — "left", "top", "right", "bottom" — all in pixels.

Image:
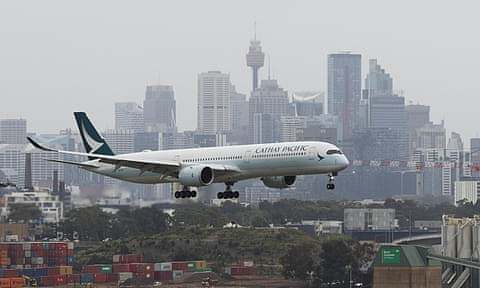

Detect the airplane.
[{"left": 27, "top": 112, "right": 349, "bottom": 199}]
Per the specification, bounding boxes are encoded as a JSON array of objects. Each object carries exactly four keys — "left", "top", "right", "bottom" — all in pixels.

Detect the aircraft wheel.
[
  {"left": 181, "top": 191, "right": 187, "bottom": 198},
  {"left": 186, "top": 190, "right": 192, "bottom": 198},
  {"left": 191, "top": 190, "right": 197, "bottom": 198},
  {"left": 326, "top": 183, "right": 335, "bottom": 190},
  {"left": 233, "top": 191, "right": 239, "bottom": 198},
  {"left": 174, "top": 191, "right": 180, "bottom": 198},
  {"left": 217, "top": 192, "right": 224, "bottom": 199}
]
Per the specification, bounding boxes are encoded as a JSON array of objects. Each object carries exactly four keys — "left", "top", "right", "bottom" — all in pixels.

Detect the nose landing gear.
[{"left": 326, "top": 173, "right": 336, "bottom": 190}]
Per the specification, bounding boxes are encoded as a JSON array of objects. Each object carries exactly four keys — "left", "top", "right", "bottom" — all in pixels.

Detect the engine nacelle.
[
  {"left": 178, "top": 165, "right": 214, "bottom": 186},
  {"left": 261, "top": 176, "right": 296, "bottom": 189}
]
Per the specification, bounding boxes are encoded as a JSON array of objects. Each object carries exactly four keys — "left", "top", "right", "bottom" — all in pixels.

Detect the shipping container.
[
  {"left": 154, "top": 262, "right": 172, "bottom": 271},
  {"left": 229, "top": 266, "right": 256, "bottom": 276},
  {"left": 94, "top": 272, "right": 108, "bottom": 283},
  {"left": 118, "top": 272, "right": 133, "bottom": 283},
  {"left": 128, "top": 263, "right": 152, "bottom": 273},
  {"left": 67, "top": 274, "right": 81, "bottom": 284},
  {"left": 80, "top": 273, "right": 94, "bottom": 284},
  {"left": 0, "top": 278, "right": 9, "bottom": 288},
  {"left": 172, "top": 270, "right": 183, "bottom": 280},
  {"left": 154, "top": 270, "right": 173, "bottom": 282},
  {"left": 113, "top": 264, "right": 130, "bottom": 273},
  {"left": 171, "top": 261, "right": 188, "bottom": 272},
  {"left": 9, "top": 277, "right": 25, "bottom": 288}
]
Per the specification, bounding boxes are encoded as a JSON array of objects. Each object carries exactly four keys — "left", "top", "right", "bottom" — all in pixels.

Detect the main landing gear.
[
  {"left": 326, "top": 172, "right": 337, "bottom": 190},
  {"left": 174, "top": 186, "right": 197, "bottom": 199},
  {"left": 217, "top": 183, "right": 239, "bottom": 199}
]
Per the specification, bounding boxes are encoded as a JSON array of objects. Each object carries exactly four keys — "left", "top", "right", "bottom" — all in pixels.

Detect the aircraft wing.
[{"left": 28, "top": 137, "right": 240, "bottom": 176}]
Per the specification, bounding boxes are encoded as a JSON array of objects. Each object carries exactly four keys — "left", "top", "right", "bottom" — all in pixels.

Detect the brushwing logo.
[
  {"left": 80, "top": 120, "right": 104, "bottom": 153},
  {"left": 317, "top": 153, "right": 324, "bottom": 161}
]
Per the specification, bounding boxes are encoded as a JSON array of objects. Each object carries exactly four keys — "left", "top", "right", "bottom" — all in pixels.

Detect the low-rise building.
[
  {"left": 0, "top": 191, "right": 63, "bottom": 223},
  {"left": 344, "top": 208, "right": 396, "bottom": 231}
]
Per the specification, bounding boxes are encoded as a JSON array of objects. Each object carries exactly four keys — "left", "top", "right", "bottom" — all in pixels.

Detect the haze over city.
[{"left": 1, "top": 0, "right": 479, "bottom": 141}]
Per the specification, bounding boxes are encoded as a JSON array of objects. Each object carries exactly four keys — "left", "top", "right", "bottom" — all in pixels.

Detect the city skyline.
[{"left": 1, "top": 1, "right": 480, "bottom": 141}]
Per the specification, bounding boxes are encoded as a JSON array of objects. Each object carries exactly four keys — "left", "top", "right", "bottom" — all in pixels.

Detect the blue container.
[
  {"left": 68, "top": 256, "right": 75, "bottom": 265},
  {"left": 0, "top": 269, "right": 4, "bottom": 277},
  {"left": 21, "top": 268, "right": 36, "bottom": 277},
  {"left": 35, "top": 268, "right": 48, "bottom": 277},
  {"left": 80, "top": 273, "right": 94, "bottom": 284}
]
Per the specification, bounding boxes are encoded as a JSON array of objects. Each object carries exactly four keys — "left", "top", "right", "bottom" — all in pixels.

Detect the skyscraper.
[
  {"left": 364, "top": 59, "right": 393, "bottom": 98},
  {"left": 115, "top": 102, "right": 145, "bottom": 133},
  {"left": 230, "top": 85, "right": 249, "bottom": 130},
  {"left": 143, "top": 85, "right": 176, "bottom": 133},
  {"left": 406, "top": 104, "right": 430, "bottom": 154},
  {"left": 327, "top": 53, "right": 361, "bottom": 142},
  {"left": 197, "top": 71, "right": 231, "bottom": 134},
  {"left": 249, "top": 79, "right": 289, "bottom": 143},
  {"left": 0, "top": 119, "right": 27, "bottom": 144},
  {"left": 246, "top": 34, "right": 265, "bottom": 91}
]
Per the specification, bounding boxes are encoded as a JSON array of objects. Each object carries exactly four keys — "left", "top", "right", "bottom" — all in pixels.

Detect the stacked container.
[{"left": 0, "top": 241, "right": 74, "bottom": 269}]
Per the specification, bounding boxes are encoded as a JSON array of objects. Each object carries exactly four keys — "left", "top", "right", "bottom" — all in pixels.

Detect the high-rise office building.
[
  {"left": 230, "top": 86, "right": 249, "bottom": 130},
  {"left": 471, "top": 139, "right": 480, "bottom": 177},
  {"left": 364, "top": 59, "right": 393, "bottom": 98},
  {"left": 406, "top": 104, "right": 430, "bottom": 154},
  {"left": 447, "top": 132, "right": 464, "bottom": 151},
  {"left": 246, "top": 35, "right": 265, "bottom": 91},
  {"left": 115, "top": 102, "right": 145, "bottom": 133},
  {"left": 0, "top": 119, "right": 27, "bottom": 144},
  {"left": 197, "top": 71, "right": 231, "bottom": 134},
  {"left": 416, "top": 121, "right": 446, "bottom": 150},
  {"left": 249, "top": 79, "right": 289, "bottom": 143},
  {"left": 103, "top": 130, "right": 135, "bottom": 155},
  {"left": 143, "top": 85, "right": 176, "bottom": 133},
  {"left": 327, "top": 53, "right": 361, "bottom": 142}
]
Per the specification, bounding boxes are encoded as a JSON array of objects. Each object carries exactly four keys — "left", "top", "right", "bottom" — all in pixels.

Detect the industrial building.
[{"left": 373, "top": 245, "right": 441, "bottom": 288}]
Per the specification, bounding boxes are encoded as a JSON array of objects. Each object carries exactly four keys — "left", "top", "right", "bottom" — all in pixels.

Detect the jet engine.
[
  {"left": 261, "top": 176, "right": 296, "bottom": 189},
  {"left": 178, "top": 165, "right": 214, "bottom": 186}
]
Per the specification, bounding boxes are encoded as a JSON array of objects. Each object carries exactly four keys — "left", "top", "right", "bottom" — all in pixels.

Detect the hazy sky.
[{"left": 1, "top": 1, "right": 479, "bottom": 142}]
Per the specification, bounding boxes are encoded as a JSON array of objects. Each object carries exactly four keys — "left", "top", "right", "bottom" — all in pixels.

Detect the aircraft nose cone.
[{"left": 339, "top": 156, "right": 350, "bottom": 169}]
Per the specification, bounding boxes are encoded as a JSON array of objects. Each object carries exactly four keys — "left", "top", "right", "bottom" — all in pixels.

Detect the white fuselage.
[{"left": 82, "top": 141, "right": 349, "bottom": 185}]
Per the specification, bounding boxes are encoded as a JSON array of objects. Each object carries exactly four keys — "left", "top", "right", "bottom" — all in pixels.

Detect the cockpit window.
[{"left": 326, "top": 149, "right": 343, "bottom": 155}]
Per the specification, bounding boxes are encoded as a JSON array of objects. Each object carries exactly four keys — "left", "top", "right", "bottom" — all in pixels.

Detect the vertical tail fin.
[{"left": 74, "top": 112, "right": 115, "bottom": 156}]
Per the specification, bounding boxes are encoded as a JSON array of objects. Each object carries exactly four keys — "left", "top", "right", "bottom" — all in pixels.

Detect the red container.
[
  {"left": 3, "top": 269, "right": 18, "bottom": 277},
  {"left": 154, "top": 271, "right": 173, "bottom": 281},
  {"left": 40, "top": 276, "right": 56, "bottom": 286},
  {"left": 48, "top": 267, "right": 61, "bottom": 276},
  {"left": 129, "top": 263, "right": 153, "bottom": 273},
  {"left": 94, "top": 273, "right": 108, "bottom": 283},
  {"left": 135, "top": 272, "right": 153, "bottom": 279},
  {"left": 55, "top": 275, "right": 67, "bottom": 286},
  {"left": 230, "top": 266, "right": 256, "bottom": 276},
  {"left": 67, "top": 274, "right": 81, "bottom": 284},
  {"left": 113, "top": 264, "right": 131, "bottom": 273},
  {"left": 107, "top": 273, "right": 119, "bottom": 282},
  {"left": 171, "top": 262, "right": 188, "bottom": 272}
]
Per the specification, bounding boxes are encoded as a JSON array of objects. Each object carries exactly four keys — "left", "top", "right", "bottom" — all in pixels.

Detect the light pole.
[{"left": 345, "top": 265, "right": 352, "bottom": 288}]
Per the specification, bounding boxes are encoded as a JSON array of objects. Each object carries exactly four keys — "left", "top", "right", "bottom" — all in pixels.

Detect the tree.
[
  {"left": 60, "top": 206, "right": 113, "bottom": 241},
  {"left": 316, "top": 239, "right": 356, "bottom": 285},
  {"left": 8, "top": 204, "right": 42, "bottom": 223},
  {"left": 280, "top": 242, "right": 318, "bottom": 281}
]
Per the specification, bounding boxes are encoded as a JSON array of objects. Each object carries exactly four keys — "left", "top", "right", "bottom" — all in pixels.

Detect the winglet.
[{"left": 27, "top": 137, "right": 57, "bottom": 152}]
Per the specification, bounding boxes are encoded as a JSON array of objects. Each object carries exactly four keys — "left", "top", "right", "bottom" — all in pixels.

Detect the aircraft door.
[
  {"left": 244, "top": 150, "right": 253, "bottom": 163},
  {"left": 307, "top": 146, "right": 316, "bottom": 160}
]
